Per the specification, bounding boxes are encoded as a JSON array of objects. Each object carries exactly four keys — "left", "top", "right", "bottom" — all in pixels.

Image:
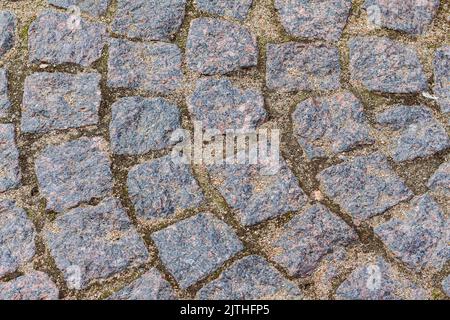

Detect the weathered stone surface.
[
  {"left": 433, "top": 46, "right": 450, "bottom": 113},
  {"left": 349, "top": 37, "right": 427, "bottom": 93},
  {"left": 127, "top": 155, "right": 204, "bottom": 220},
  {"left": 374, "top": 194, "right": 449, "bottom": 272},
  {"left": 108, "top": 38, "right": 183, "bottom": 94},
  {"left": 0, "top": 272, "right": 59, "bottom": 300},
  {"left": 428, "top": 161, "right": 449, "bottom": 197},
  {"left": 442, "top": 276, "right": 450, "bottom": 297},
  {"left": 292, "top": 91, "right": 374, "bottom": 159},
  {"left": 35, "top": 137, "right": 113, "bottom": 213},
  {"left": 266, "top": 42, "right": 341, "bottom": 92},
  {"left": 110, "top": 268, "right": 175, "bottom": 300},
  {"left": 197, "top": 255, "right": 302, "bottom": 300},
  {"left": 28, "top": 10, "right": 107, "bottom": 67},
  {"left": 195, "top": 0, "right": 253, "bottom": 20},
  {"left": 0, "top": 124, "right": 21, "bottom": 193},
  {"left": 112, "top": 0, "right": 186, "bottom": 41},
  {"left": 0, "top": 69, "right": 10, "bottom": 118},
  {"left": 363, "top": 0, "right": 440, "bottom": 35},
  {"left": 318, "top": 153, "right": 412, "bottom": 221},
  {"left": 186, "top": 18, "right": 258, "bottom": 75},
  {"left": 0, "top": 201, "right": 36, "bottom": 278},
  {"left": 268, "top": 204, "right": 357, "bottom": 277},
  {"left": 208, "top": 158, "right": 308, "bottom": 226},
  {"left": 336, "top": 257, "right": 427, "bottom": 300},
  {"left": 21, "top": 72, "right": 101, "bottom": 133},
  {"left": 376, "top": 105, "right": 449, "bottom": 162},
  {"left": 44, "top": 198, "right": 149, "bottom": 289},
  {"left": 275, "top": 0, "right": 352, "bottom": 41},
  {"left": 0, "top": 11, "right": 15, "bottom": 58},
  {"left": 187, "top": 78, "right": 266, "bottom": 132},
  {"left": 48, "top": 0, "right": 111, "bottom": 16},
  {"left": 110, "top": 97, "right": 181, "bottom": 155},
  {"left": 152, "top": 213, "right": 243, "bottom": 289}
]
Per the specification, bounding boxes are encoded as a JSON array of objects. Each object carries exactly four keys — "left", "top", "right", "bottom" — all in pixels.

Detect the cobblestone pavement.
[{"left": 0, "top": 0, "right": 448, "bottom": 300}]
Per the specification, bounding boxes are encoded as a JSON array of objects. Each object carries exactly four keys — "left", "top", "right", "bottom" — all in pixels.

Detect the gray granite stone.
[
  {"left": 21, "top": 72, "right": 101, "bottom": 133},
  {"left": 28, "top": 10, "right": 107, "bottom": 67},
  {"left": 110, "top": 268, "right": 175, "bottom": 300},
  {"left": 376, "top": 105, "right": 449, "bottom": 162},
  {"left": 0, "top": 69, "right": 10, "bottom": 117},
  {"left": 318, "top": 153, "right": 413, "bottom": 222},
  {"left": 197, "top": 255, "right": 302, "bottom": 300},
  {"left": 433, "top": 46, "right": 450, "bottom": 113},
  {"left": 152, "top": 213, "right": 243, "bottom": 289},
  {"left": 195, "top": 0, "right": 253, "bottom": 20},
  {"left": 427, "top": 161, "right": 449, "bottom": 197},
  {"left": 442, "top": 275, "right": 450, "bottom": 297},
  {"left": 0, "top": 11, "right": 16, "bottom": 58},
  {"left": 292, "top": 91, "right": 374, "bottom": 159},
  {"left": 0, "top": 124, "right": 21, "bottom": 193},
  {"left": 107, "top": 38, "right": 183, "bottom": 94},
  {"left": 44, "top": 197, "right": 149, "bottom": 289},
  {"left": 0, "top": 272, "right": 59, "bottom": 300},
  {"left": 269, "top": 204, "right": 357, "bottom": 277},
  {"left": 48, "top": 0, "right": 111, "bottom": 16},
  {"left": 349, "top": 36, "right": 427, "bottom": 93},
  {"left": 127, "top": 155, "right": 204, "bottom": 220},
  {"left": 186, "top": 18, "right": 258, "bottom": 75},
  {"left": 266, "top": 42, "right": 341, "bottom": 92},
  {"left": 0, "top": 201, "right": 36, "bottom": 278},
  {"left": 374, "top": 194, "right": 449, "bottom": 272},
  {"left": 35, "top": 137, "right": 113, "bottom": 213},
  {"left": 187, "top": 78, "right": 266, "bottom": 132},
  {"left": 275, "top": 0, "right": 352, "bottom": 41},
  {"left": 112, "top": 0, "right": 186, "bottom": 41},
  {"left": 110, "top": 97, "right": 181, "bottom": 155}
]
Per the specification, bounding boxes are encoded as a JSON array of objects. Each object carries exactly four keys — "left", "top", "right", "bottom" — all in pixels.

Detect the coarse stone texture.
[
  {"left": 317, "top": 153, "right": 413, "bottom": 222},
  {"left": 186, "top": 18, "right": 258, "bottom": 75},
  {"left": 208, "top": 158, "right": 308, "bottom": 226},
  {"left": 109, "top": 268, "right": 175, "bottom": 300},
  {"left": 112, "top": 0, "right": 186, "bottom": 41},
  {"left": 197, "top": 255, "right": 302, "bottom": 300},
  {"left": 349, "top": 37, "right": 427, "bottom": 93},
  {"left": 195, "top": 0, "right": 253, "bottom": 20},
  {"left": 427, "top": 161, "right": 449, "bottom": 197},
  {"left": 187, "top": 78, "right": 267, "bottom": 132},
  {"left": 152, "top": 213, "right": 243, "bottom": 289},
  {"left": 21, "top": 72, "right": 101, "bottom": 134},
  {"left": 336, "top": 257, "right": 427, "bottom": 300},
  {"left": 433, "top": 46, "right": 450, "bottom": 113},
  {"left": 0, "top": 68, "right": 10, "bottom": 118},
  {"left": 0, "top": 11, "right": 15, "bottom": 58},
  {"left": 442, "top": 276, "right": 450, "bottom": 297},
  {"left": 0, "top": 200, "right": 36, "bottom": 278},
  {"left": 127, "top": 155, "right": 204, "bottom": 220},
  {"left": 44, "top": 198, "right": 149, "bottom": 289},
  {"left": 0, "top": 272, "right": 59, "bottom": 300},
  {"left": 35, "top": 137, "right": 113, "bottom": 213},
  {"left": 48, "top": 0, "right": 111, "bottom": 16},
  {"left": 275, "top": 0, "right": 352, "bottom": 42},
  {"left": 292, "top": 91, "right": 374, "bottom": 159},
  {"left": 110, "top": 97, "right": 181, "bottom": 155},
  {"left": 0, "top": 124, "right": 21, "bottom": 193},
  {"left": 266, "top": 42, "right": 341, "bottom": 92},
  {"left": 376, "top": 105, "right": 449, "bottom": 162},
  {"left": 28, "top": 10, "right": 107, "bottom": 67},
  {"left": 268, "top": 204, "right": 357, "bottom": 277},
  {"left": 107, "top": 38, "right": 183, "bottom": 94},
  {"left": 363, "top": 0, "right": 440, "bottom": 35},
  {"left": 374, "top": 194, "right": 449, "bottom": 272}
]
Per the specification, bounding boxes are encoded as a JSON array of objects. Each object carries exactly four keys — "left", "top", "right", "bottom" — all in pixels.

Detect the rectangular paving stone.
[
  {"left": 35, "top": 137, "right": 113, "bottom": 213},
  {"left": 0, "top": 68, "right": 10, "bottom": 117},
  {"left": 0, "top": 124, "right": 21, "bottom": 193},
  {"left": 0, "top": 272, "right": 59, "bottom": 300},
  {"left": 0, "top": 11, "right": 16, "bottom": 58},
  {"left": 21, "top": 72, "right": 101, "bottom": 133},
  {"left": 317, "top": 153, "right": 413, "bottom": 222},
  {"left": 433, "top": 46, "right": 450, "bottom": 113},
  {"left": 195, "top": 0, "right": 253, "bottom": 20},
  {"left": 266, "top": 42, "right": 341, "bottom": 92},
  {"left": 427, "top": 161, "right": 449, "bottom": 197},
  {"left": 107, "top": 38, "right": 183, "bottom": 94},
  {"left": 197, "top": 255, "right": 302, "bottom": 300},
  {"left": 44, "top": 197, "right": 149, "bottom": 289},
  {"left": 151, "top": 213, "right": 243, "bottom": 289},
  {"left": 48, "top": 0, "right": 111, "bottom": 17},
  {"left": 28, "top": 10, "right": 107, "bottom": 67}
]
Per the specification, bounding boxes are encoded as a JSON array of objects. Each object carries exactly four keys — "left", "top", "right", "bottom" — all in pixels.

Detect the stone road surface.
[{"left": 0, "top": 0, "right": 448, "bottom": 300}]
